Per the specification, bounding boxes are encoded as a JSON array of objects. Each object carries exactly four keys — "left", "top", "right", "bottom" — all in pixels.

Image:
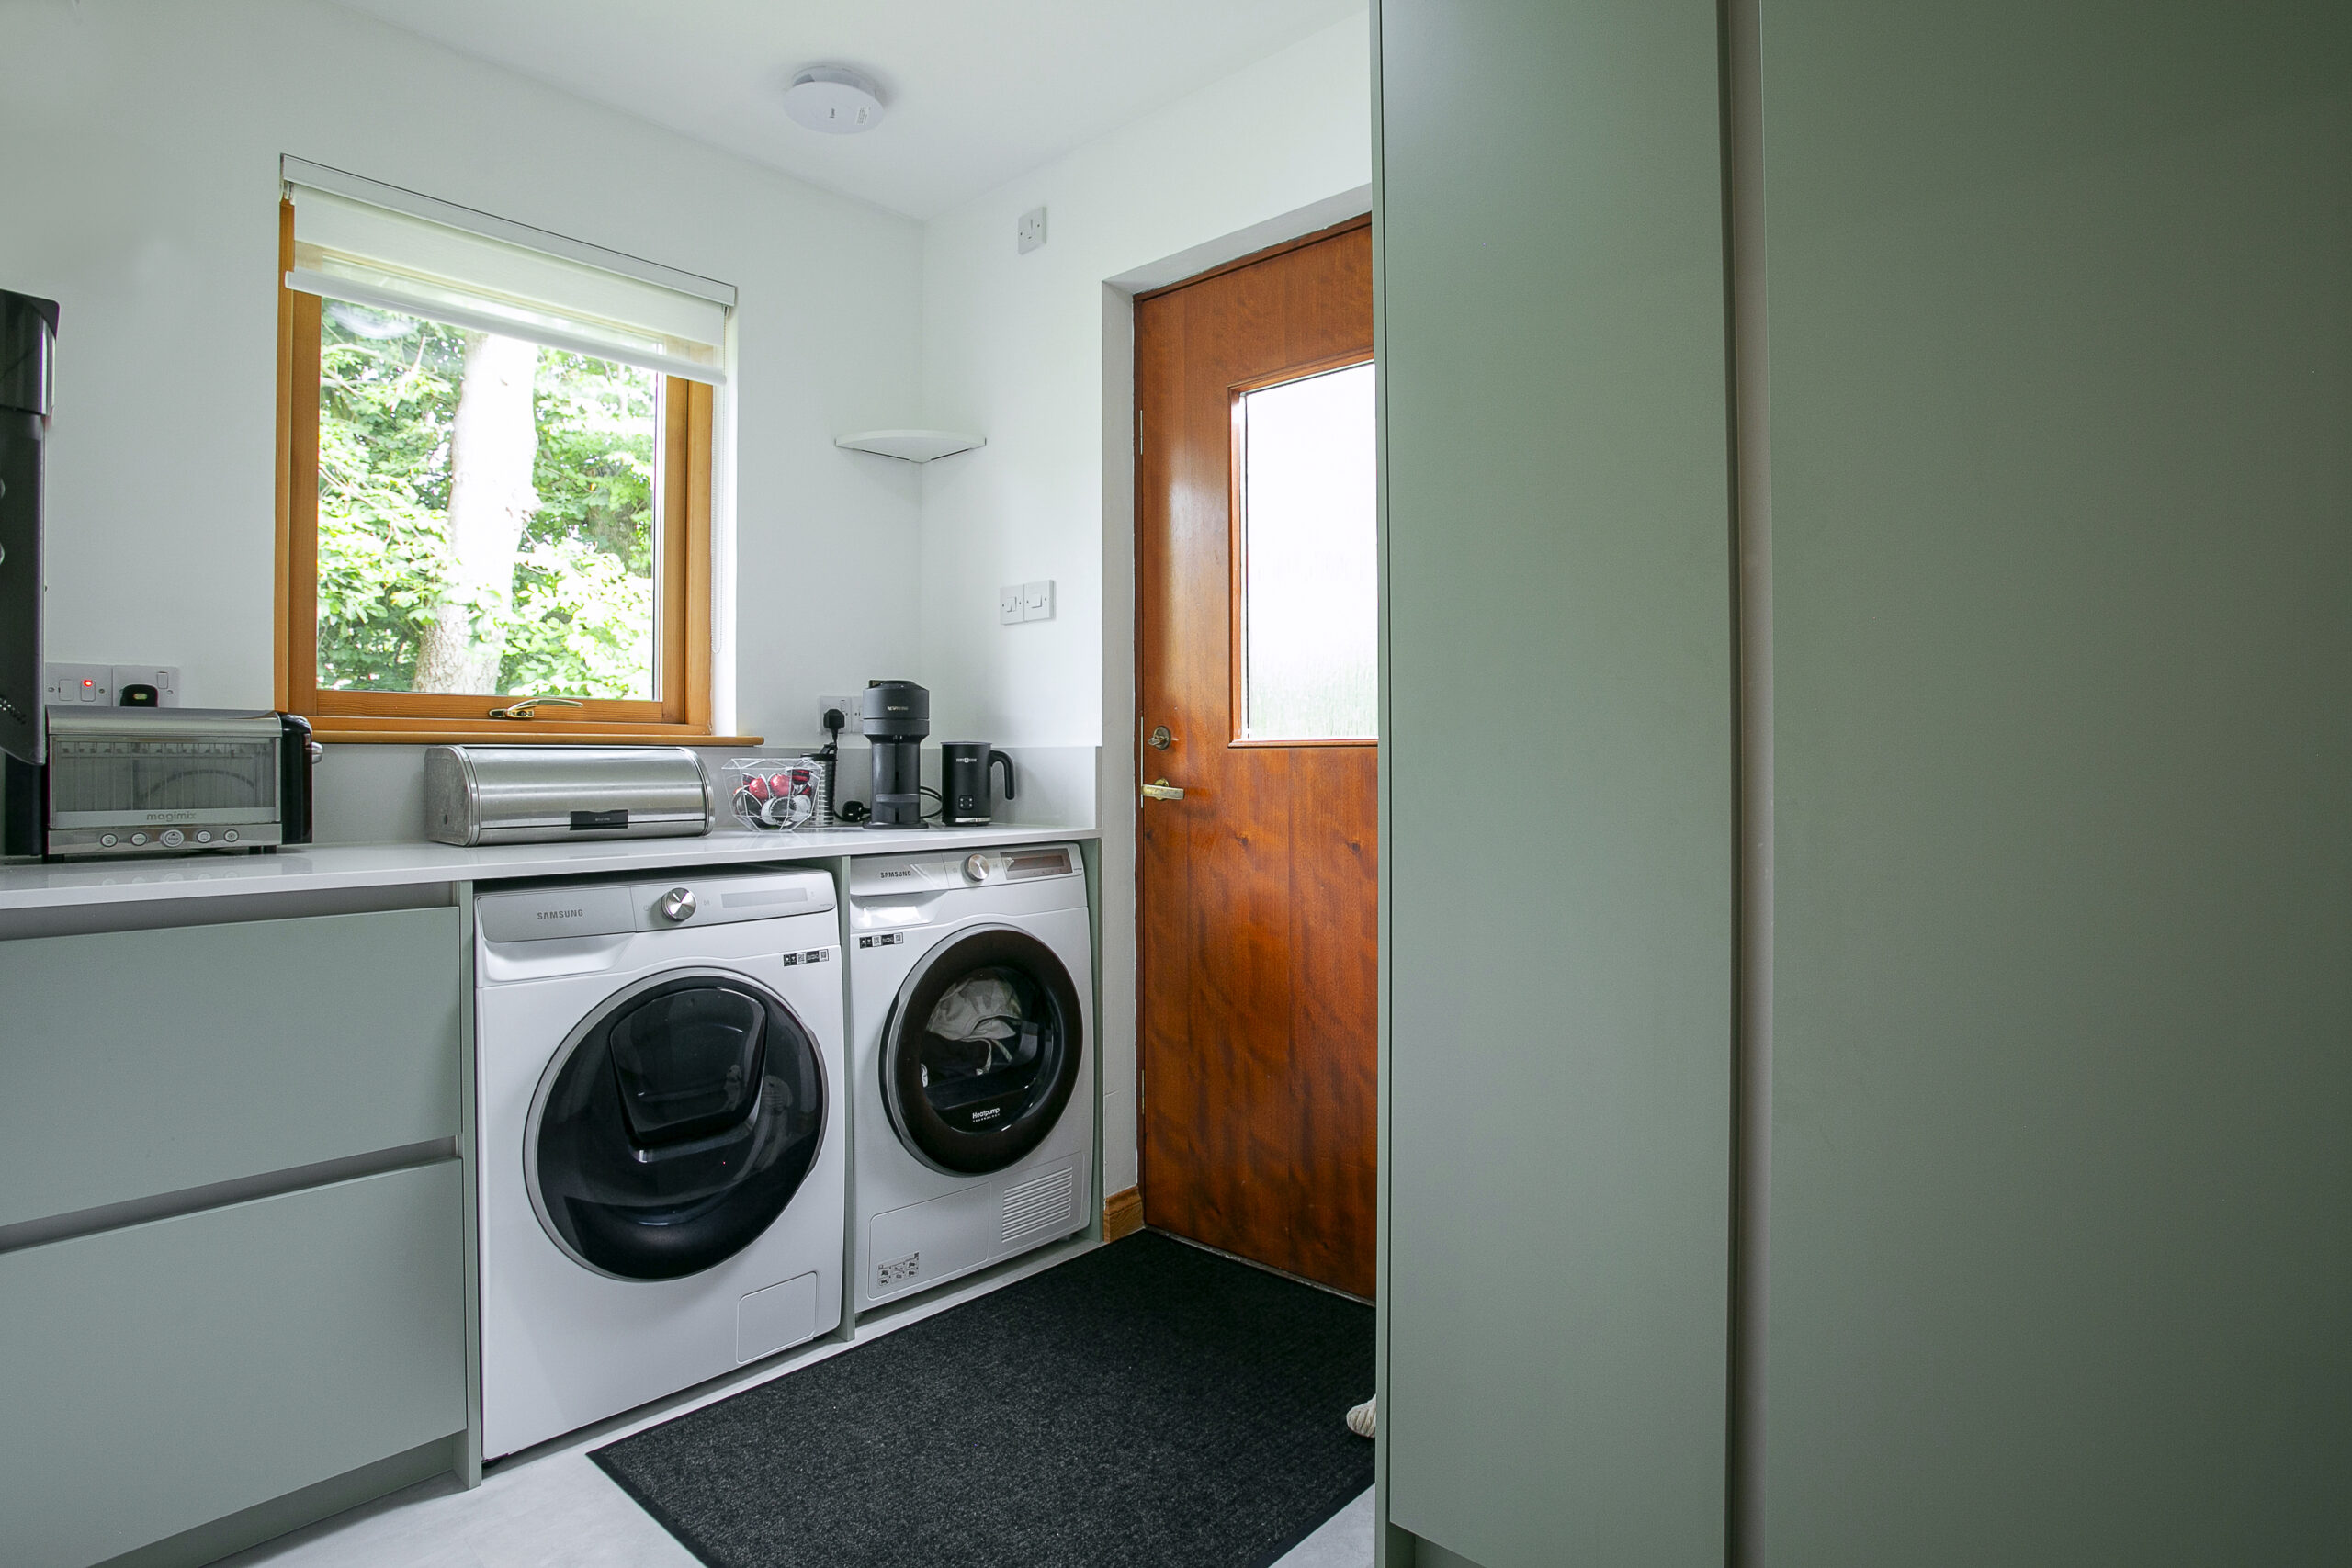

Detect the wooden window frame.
[{"left": 272, "top": 200, "right": 753, "bottom": 745}]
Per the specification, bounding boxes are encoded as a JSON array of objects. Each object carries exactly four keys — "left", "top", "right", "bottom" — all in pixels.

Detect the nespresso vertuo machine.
[{"left": 860, "top": 679, "right": 928, "bottom": 829}]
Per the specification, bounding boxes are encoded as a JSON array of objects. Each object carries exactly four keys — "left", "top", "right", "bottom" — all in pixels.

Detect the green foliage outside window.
[{"left": 314, "top": 303, "right": 659, "bottom": 699}]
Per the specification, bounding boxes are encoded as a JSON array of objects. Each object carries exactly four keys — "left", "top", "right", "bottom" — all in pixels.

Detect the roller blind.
[{"left": 281, "top": 160, "right": 731, "bottom": 385}]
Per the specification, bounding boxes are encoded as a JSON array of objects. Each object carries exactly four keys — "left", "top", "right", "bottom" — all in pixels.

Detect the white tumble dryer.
[
  {"left": 474, "top": 866, "right": 845, "bottom": 1460},
  {"left": 848, "top": 841, "right": 1094, "bottom": 1314}
]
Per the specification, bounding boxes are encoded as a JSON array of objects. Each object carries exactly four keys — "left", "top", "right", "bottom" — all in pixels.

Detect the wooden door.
[{"left": 1135, "top": 219, "right": 1378, "bottom": 1299}]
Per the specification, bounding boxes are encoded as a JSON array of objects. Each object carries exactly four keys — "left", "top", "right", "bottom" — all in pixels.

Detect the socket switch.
[
  {"left": 1000, "top": 581, "right": 1053, "bottom": 623},
  {"left": 45, "top": 663, "right": 113, "bottom": 705}
]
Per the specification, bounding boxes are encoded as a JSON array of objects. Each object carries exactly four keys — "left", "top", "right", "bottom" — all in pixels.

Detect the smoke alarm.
[{"left": 783, "top": 66, "right": 885, "bottom": 134}]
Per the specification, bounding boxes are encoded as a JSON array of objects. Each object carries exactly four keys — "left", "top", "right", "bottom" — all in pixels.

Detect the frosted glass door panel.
[{"left": 1238, "top": 361, "right": 1376, "bottom": 740}]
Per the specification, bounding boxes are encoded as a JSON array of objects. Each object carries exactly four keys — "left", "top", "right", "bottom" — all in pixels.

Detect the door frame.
[
  {"left": 1093, "top": 194, "right": 1375, "bottom": 1238},
  {"left": 1125, "top": 211, "right": 1376, "bottom": 1268}
]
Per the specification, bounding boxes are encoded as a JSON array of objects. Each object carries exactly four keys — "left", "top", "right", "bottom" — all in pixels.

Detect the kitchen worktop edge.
[{"left": 0, "top": 825, "right": 1102, "bottom": 914}]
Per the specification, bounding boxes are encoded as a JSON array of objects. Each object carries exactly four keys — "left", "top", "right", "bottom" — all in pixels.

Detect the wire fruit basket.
[{"left": 727, "top": 756, "right": 829, "bottom": 831}]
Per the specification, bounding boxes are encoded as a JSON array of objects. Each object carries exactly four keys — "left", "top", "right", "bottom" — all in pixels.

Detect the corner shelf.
[{"left": 833, "top": 429, "right": 987, "bottom": 463}]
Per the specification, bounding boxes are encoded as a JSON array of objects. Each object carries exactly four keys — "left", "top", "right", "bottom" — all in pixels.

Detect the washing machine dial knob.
[
  {"left": 964, "top": 853, "right": 991, "bottom": 884},
  {"left": 659, "top": 887, "right": 696, "bottom": 922}
]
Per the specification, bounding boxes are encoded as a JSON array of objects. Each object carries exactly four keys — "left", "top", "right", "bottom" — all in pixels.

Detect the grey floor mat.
[{"left": 591, "top": 1231, "right": 1374, "bottom": 1568}]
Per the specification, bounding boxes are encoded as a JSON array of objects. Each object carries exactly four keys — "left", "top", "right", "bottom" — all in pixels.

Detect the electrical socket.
[
  {"left": 41, "top": 662, "right": 183, "bottom": 706},
  {"left": 110, "top": 664, "right": 181, "bottom": 705},
  {"left": 815, "top": 694, "right": 857, "bottom": 736},
  {"left": 1016, "top": 207, "right": 1047, "bottom": 255}
]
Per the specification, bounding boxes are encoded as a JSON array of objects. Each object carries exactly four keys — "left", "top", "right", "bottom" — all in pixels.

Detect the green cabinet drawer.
[
  {"left": 0, "top": 1160, "right": 467, "bottom": 1568},
  {"left": 0, "top": 908, "right": 460, "bottom": 1228}
]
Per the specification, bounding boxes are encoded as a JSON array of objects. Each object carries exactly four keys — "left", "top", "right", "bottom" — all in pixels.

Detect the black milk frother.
[{"left": 939, "top": 742, "right": 1015, "bottom": 826}]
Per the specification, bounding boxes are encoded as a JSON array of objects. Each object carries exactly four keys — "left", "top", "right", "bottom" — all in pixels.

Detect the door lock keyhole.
[{"left": 1148, "top": 725, "right": 1173, "bottom": 750}]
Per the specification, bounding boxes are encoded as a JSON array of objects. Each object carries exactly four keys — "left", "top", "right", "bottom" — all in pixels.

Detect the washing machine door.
[
  {"left": 528, "top": 971, "right": 827, "bottom": 1280},
  {"left": 881, "top": 923, "right": 1084, "bottom": 1176}
]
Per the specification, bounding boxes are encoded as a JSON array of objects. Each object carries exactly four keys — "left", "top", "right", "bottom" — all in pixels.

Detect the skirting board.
[
  {"left": 94, "top": 1434, "right": 462, "bottom": 1568},
  {"left": 1103, "top": 1186, "right": 1144, "bottom": 1243}
]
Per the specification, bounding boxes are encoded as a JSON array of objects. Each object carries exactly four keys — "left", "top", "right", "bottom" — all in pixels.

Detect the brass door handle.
[{"left": 1141, "top": 779, "right": 1185, "bottom": 801}]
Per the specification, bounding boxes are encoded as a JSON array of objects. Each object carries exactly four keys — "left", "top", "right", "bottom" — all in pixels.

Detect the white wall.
[
  {"left": 0, "top": 0, "right": 923, "bottom": 755},
  {"left": 914, "top": 14, "right": 1373, "bottom": 1195},
  {"left": 2, "top": 0, "right": 1374, "bottom": 1203}
]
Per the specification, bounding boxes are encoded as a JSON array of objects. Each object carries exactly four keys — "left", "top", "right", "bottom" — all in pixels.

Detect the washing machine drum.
[
  {"left": 530, "top": 974, "right": 827, "bottom": 1280},
  {"left": 882, "top": 925, "right": 1084, "bottom": 1176}
]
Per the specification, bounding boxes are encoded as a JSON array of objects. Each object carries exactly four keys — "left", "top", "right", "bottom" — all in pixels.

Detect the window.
[
  {"left": 1232, "top": 358, "right": 1378, "bottom": 742},
  {"left": 274, "top": 163, "right": 743, "bottom": 742}
]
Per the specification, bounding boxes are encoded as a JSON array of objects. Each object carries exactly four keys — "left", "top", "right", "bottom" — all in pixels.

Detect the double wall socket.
[
  {"left": 43, "top": 662, "right": 182, "bottom": 707},
  {"left": 999, "top": 580, "right": 1056, "bottom": 625},
  {"left": 815, "top": 694, "right": 858, "bottom": 736}
]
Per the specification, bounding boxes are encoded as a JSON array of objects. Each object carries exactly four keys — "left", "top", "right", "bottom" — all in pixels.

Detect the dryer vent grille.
[{"left": 1000, "top": 1164, "right": 1077, "bottom": 1243}]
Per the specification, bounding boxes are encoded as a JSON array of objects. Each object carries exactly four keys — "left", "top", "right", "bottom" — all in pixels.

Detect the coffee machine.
[{"left": 859, "top": 679, "right": 928, "bottom": 829}]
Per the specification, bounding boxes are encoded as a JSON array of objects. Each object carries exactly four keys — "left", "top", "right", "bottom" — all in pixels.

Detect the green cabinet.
[
  {"left": 1, "top": 1163, "right": 467, "bottom": 1568},
  {"left": 0, "top": 902, "right": 470, "bottom": 1566},
  {"left": 0, "top": 908, "right": 462, "bottom": 1228}
]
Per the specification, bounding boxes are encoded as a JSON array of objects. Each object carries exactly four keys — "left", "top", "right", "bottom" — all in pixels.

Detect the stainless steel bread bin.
[{"left": 424, "top": 745, "right": 712, "bottom": 846}]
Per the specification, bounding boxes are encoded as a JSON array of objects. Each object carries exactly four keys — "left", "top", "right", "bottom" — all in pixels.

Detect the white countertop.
[{"left": 0, "top": 823, "right": 1099, "bottom": 913}]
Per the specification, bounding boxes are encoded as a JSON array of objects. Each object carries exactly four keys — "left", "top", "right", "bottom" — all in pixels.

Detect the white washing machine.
[
  {"left": 475, "top": 866, "right": 845, "bottom": 1459},
  {"left": 849, "top": 841, "right": 1094, "bottom": 1314}
]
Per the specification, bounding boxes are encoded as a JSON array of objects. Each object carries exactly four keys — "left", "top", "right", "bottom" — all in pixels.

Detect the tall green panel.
[
  {"left": 1762, "top": 4, "right": 2352, "bottom": 1563},
  {"left": 1375, "top": 4, "right": 1734, "bottom": 1563}
]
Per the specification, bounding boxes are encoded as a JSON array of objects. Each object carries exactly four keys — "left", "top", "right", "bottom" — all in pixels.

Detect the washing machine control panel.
[{"left": 477, "top": 868, "right": 834, "bottom": 943}]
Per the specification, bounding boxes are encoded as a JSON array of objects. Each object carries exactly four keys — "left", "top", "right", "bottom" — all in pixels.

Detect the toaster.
[{"left": 1, "top": 706, "right": 316, "bottom": 859}]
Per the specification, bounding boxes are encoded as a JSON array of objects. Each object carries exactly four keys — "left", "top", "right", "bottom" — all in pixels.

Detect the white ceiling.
[{"left": 330, "top": 0, "right": 1365, "bottom": 220}]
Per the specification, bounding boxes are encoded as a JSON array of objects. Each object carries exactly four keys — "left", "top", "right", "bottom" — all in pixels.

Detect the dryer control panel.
[{"left": 849, "top": 842, "right": 1078, "bottom": 897}]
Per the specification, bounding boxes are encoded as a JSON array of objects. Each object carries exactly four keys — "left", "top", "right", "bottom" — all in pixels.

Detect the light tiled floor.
[
  {"left": 1271, "top": 1488, "right": 1376, "bottom": 1568},
  {"left": 220, "top": 1241, "right": 1373, "bottom": 1568}
]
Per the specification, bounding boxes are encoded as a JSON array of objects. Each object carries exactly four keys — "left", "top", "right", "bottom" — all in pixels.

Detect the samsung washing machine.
[
  {"left": 849, "top": 842, "right": 1094, "bottom": 1314},
  {"left": 475, "top": 866, "right": 845, "bottom": 1459}
]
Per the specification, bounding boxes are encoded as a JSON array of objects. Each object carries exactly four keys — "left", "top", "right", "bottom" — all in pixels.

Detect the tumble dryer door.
[
  {"left": 881, "top": 924, "right": 1084, "bottom": 1176},
  {"left": 528, "top": 972, "right": 827, "bottom": 1280}
]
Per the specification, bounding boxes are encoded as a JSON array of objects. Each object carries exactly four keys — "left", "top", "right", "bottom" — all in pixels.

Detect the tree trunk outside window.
[{"left": 416, "top": 331, "right": 539, "bottom": 694}]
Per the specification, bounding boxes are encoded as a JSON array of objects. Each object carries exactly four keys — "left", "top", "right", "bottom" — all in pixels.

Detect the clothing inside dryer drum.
[
  {"left": 919, "top": 966, "right": 1055, "bottom": 1128},
  {"left": 534, "top": 978, "right": 826, "bottom": 1280}
]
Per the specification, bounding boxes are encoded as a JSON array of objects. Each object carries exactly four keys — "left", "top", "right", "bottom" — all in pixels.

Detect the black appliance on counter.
[
  {"left": 860, "top": 679, "right": 928, "bottom": 829},
  {"left": 4, "top": 706, "right": 316, "bottom": 859},
  {"left": 1, "top": 289, "right": 57, "bottom": 769},
  {"left": 939, "top": 742, "right": 1015, "bottom": 826}
]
